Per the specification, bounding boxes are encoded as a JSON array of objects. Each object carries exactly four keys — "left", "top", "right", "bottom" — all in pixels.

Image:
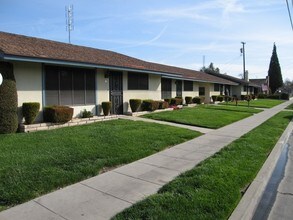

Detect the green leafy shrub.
[
  {"left": 80, "top": 109, "right": 93, "bottom": 118},
  {"left": 251, "top": 94, "right": 256, "bottom": 100},
  {"left": 217, "top": 95, "right": 224, "bottom": 102},
  {"left": 211, "top": 95, "right": 218, "bottom": 102},
  {"left": 171, "top": 98, "right": 182, "bottom": 105},
  {"left": 267, "top": 94, "right": 280, "bottom": 99},
  {"left": 224, "top": 96, "right": 232, "bottom": 102},
  {"left": 129, "top": 99, "right": 142, "bottom": 112},
  {"left": 102, "top": 102, "right": 112, "bottom": 116},
  {"left": 142, "top": 100, "right": 159, "bottom": 111},
  {"left": 158, "top": 101, "right": 169, "bottom": 109},
  {"left": 199, "top": 96, "right": 205, "bottom": 103},
  {"left": 280, "top": 93, "right": 289, "bottom": 100},
  {"left": 0, "top": 61, "right": 18, "bottom": 134},
  {"left": 44, "top": 106, "right": 73, "bottom": 123},
  {"left": 257, "top": 93, "right": 267, "bottom": 99},
  {"left": 164, "top": 98, "right": 171, "bottom": 104},
  {"left": 192, "top": 97, "right": 201, "bottom": 104},
  {"left": 240, "top": 95, "right": 245, "bottom": 100},
  {"left": 175, "top": 97, "right": 183, "bottom": 105},
  {"left": 22, "top": 102, "right": 40, "bottom": 124},
  {"left": 185, "top": 96, "right": 192, "bottom": 104}
]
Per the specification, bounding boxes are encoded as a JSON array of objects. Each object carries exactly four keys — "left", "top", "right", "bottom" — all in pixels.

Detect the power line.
[{"left": 286, "top": 0, "right": 293, "bottom": 31}]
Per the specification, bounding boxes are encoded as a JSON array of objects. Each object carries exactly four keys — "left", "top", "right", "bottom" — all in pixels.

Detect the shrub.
[
  {"left": 217, "top": 95, "right": 224, "bottom": 102},
  {"left": 267, "top": 94, "right": 280, "bottom": 99},
  {"left": 171, "top": 98, "right": 182, "bottom": 105},
  {"left": 192, "top": 97, "right": 201, "bottom": 104},
  {"left": 185, "top": 96, "right": 192, "bottom": 104},
  {"left": 159, "top": 101, "right": 169, "bottom": 109},
  {"left": 80, "top": 109, "right": 93, "bottom": 118},
  {"left": 102, "top": 102, "right": 112, "bottom": 116},
  {"left": 164, "top": 98, "right": 171, "bottom": 104},
  {"left": 199, "top": 96, "right": 205, "bottom": 104},
  {"left": 0, "top": 61, "right": 18, "bottom": 134},
  {"left": 280, "top": 93, "right": 289, "bottom": 100},
  {"left": 257, "top": 93, "right": 267, "bottom": 99},
  {"left": 142, "top": 100, "right": 159, "bottom": 111},
  {"left": 22, "top": 102, "right": 40, "bottom": 124},
  {"left": 175, "top": 96, "right": 183, "bottom": 105},
  {"left": 211, "top": 95, "right": 218, "bottom": 102},
  {"left": 44, "top": 106, "right": 73, "bottom": 123},
  {"left": 224, "top": 96, "right": 232, "bottom": 102},
  {"left": 129, "top": 99, "right": 142, "bottom": 112},
  {"left": 240, "top": 95, "right": 245, "bottom": 100},
  {"left": 251, "top": 94, "right": 256, "bottom": 100}
]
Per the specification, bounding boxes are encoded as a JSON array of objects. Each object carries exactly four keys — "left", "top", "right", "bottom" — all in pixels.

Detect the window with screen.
[
  {"left": 184, "top": 81, "right": 193, "bottom": 91},
  {"left": 128, "top": 72, "right": 149, "bottom": 90}
]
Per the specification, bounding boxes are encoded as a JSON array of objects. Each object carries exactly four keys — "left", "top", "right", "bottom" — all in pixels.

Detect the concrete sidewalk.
[{"left": 0, "top": 100, "right": 292, "bottom": 220}]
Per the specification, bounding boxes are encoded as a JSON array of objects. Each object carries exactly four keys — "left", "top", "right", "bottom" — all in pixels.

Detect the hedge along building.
[{"left": 0, "top": 31, "right": 237, "bottom": 122}]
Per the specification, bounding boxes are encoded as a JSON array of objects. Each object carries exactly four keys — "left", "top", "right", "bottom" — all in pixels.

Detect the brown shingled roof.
[{"left": 0, "top": 31, "right": 237, "bottom": 85}]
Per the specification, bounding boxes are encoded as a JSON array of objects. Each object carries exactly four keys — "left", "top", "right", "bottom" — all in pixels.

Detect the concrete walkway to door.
[{"left": 0, "top": 100, "right": 292, "bottom": 220}]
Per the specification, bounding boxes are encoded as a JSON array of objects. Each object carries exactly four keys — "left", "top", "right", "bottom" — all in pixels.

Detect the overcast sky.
[{"left": 1, "top": 0, "right": 292, "bottom": 80}]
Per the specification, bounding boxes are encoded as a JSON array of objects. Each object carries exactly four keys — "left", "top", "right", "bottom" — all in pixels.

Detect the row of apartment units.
[{"left": 0, "top": 31, "right": 260, "bottom": 122}]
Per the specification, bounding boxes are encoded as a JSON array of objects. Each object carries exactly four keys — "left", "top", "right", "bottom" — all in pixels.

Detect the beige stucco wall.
[
  {"left": 13, "top": 61, "right": 43, "bottom": 122},
  {"left": 96, "top": 69, "right": 109, "bottom": 115},
  {"left": 123, "top": 72, "right": 161, "bottom": 113},
  {"left": 198, "top": 82, "right": 212, "bottom": 103}
]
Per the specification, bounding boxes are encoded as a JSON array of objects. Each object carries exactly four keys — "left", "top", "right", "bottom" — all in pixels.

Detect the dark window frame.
[
  {"left": 184, "top": 80, "right": 193, "bottom": 91},
  {"left": 128, "top": 72, "right": 149, "bottom": 90},
  {"left": 45, "top": 66, "right": 96, "bottom": 106},
  {"left": 214, "top": 83, "right": 220, "bottom": 91},
  {"left": 199, "top": 87, "right": 205, "bottom": 96}
]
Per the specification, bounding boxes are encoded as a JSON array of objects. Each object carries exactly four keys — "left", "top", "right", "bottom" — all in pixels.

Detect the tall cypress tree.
[
  {"left": 0, "top": 61, "right": 18, "bottom": 134},
  {"left": 268, "top": 43, "right": 283, "bottom": 94}
]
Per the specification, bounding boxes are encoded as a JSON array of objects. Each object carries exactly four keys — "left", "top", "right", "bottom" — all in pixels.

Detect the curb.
[{"left": 229, "top": 118, "right": 293, "bottom": 220}]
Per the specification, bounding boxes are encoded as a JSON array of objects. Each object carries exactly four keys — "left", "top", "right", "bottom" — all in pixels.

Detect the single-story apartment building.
[{"left": 0, "top": 31, "right": 241, "bottom": 122}]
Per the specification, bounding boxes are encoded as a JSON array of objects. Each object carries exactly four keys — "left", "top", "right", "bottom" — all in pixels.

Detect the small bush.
[
  {"left": 164, "top": 98, "right": 171, "bottom": 104},
  {"left": 80, "top": 109, "right": 93, "bottom": 118},
  {"left": 192, "top": 97, "right": 201, "bottom": 104},
  {"left": 22, "top": 102, "right": 40, "bottom": 124},
  {"left": 267, "top": 94, "right": 279, "bottom": 99},
  {"left": 129, "top": 99, "right": 142, "bottom": 112},
  {"left": 142, "top": 100, "right": 159, "bottom": 111},
  {"left": 44, "top": 106, "right": 73, "bottom": 123},
  {"left": 251, "top": 94, "right": 256, "bottom": 100},
  {"left": 217, "top": 96, "right": 224, "bottom": 102},
  {"left": 171, "top": 98, "right": 182, "bottom": 105},
  {"left": 224, "top": 96, "right": 232, "bottom": 102},
  {"left": 280, "top": 93, "right": 289, "bottom": 100},
  {"left": 240, "top": 95, "right": 245, "bottom": 100},
  {"left": 211, "top": 95, "right": 218, "bottom": 102},
  {"left": 102, "top": 102, "right": 112, "bottom": 116},
  {"left": 257, "top": 93, "right": 267, "bottom": 99},
  {"left": 199, "top": 96, "right": 205, "bottom": 104},
  {"left": 175, "top": 96, "right": 183, "bottom": 105},
  {"left": 158, "top": 101, "right": 169, "bottom": 109},
  {"left": 185, "top": 96, "right": 192, "bottom": 104}
]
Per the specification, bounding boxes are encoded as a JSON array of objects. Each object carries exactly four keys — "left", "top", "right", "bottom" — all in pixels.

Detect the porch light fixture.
[{"left": 0, "top": 73, "right": 3, "bottom": 86}]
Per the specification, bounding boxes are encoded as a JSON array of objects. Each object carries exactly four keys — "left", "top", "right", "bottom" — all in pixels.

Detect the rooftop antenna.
[{"left": 65, "top": 5, "right": 74, "bottom": 44}]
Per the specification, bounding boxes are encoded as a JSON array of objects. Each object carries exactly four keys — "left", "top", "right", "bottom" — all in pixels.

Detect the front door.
[
  {"left": 176, "top": 80, "right": 182, "bottom": 97},
  {"left": 109, "top": 71, "right": 123, "bottom": 114},
  {"left": 161, "top": 78, "right": 172, "bottom": 99}
]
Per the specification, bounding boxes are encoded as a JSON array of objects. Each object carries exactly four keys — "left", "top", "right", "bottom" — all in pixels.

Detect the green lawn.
[
  {"left": 286, "top": 103, "right": 293, "bottom": 110},
  {"left": 142, "top": 105, "right": 262, "bottom": 129},
  {"left": 219, "top": 99, "right": 284, "bottom": 108},
  {"left": 0, "top": 119, "right": 199, "bottom": 211},
  {"left": 113, "top": 111, "right": 293, "bottom": 220}
]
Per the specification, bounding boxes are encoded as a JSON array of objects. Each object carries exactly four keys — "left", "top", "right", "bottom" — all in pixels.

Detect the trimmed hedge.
[
  {"left": 142, "top": 100, "right": 159, "bottom": 111},
  {"left": 257, "top": 93, "right": 267, "bottom": 99},
  {"left": 164, "top": 99, "right": 171, "bottom": 104},
  {"left": 0, "top": 61, "right": 18, "bottom": 134},
  {"left": 129, "top": 99, "right": 142, "bottom": 112},
  {"left": 211, "top": 95, "right": 218, "bottom": 102},
  {"left": 102, "top": 102, "right": 112, "bottom": 116},
  {"left": 171, "top": 98, "right": 182, "bottom": 105},
  {"left": 22, "top": 102, "right": 40, "bottom": 124},
  {"left": 44, "top": 106, "right": 73, "bottom": 123},
  {"left": 280, "top": 93, "right": 289, "bottom": 100},
  {"left": 217, "top": 95, "right": 224, "bottom": 102},
  {"left": 159, "top": 101, "right": 169, "bottom": 109},
  {"left": 80, "top": 109, "right": 93, "bottom": 118},
  {"left": 185, "top": 96, "right": 192, "bottom": 104},
  {"left": 192, "top": 97, "right": 201, "bottom": 104}
]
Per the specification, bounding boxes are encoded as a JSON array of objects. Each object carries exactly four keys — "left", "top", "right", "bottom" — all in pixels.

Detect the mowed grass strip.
[
  {"left": 0, "top": 119, "right": 199, "bottom": 210},
  {"left": 142, "top": 105, "right": 262, "bottom": 129},
  {"left": 114, "top": 111, "right": 293, "bottom": 220},
  {"left": 219, "top": 99, "right": 284, "bottom": 108},
  {"left": 286, "top": 103, "right": 293, "bottom": 110}
]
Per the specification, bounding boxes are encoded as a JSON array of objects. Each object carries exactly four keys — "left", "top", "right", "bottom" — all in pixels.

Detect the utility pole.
[
  {"left": 65, "top": 5, "right": 74, "bottom": 44},
  {"left": 240, "top": 42, "right": 248, "bottom": 94}
]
